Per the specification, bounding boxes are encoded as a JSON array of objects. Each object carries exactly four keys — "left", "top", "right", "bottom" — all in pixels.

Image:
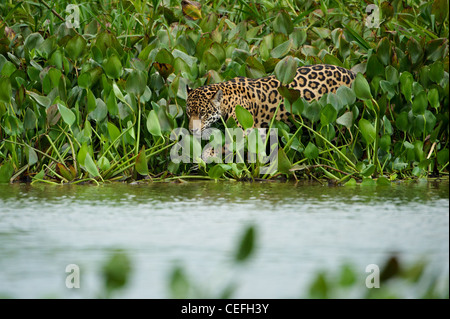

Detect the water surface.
[{"left": 0, "top": 180, "right": 448, "bottom": 298}]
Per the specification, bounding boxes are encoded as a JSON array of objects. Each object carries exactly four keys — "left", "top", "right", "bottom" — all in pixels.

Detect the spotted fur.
[{"left": 186, "top": 64, "right": 356, "bottom": 133}]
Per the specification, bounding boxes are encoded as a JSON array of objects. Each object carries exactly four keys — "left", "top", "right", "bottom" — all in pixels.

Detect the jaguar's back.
[{"left": 186, "top": 64, "right": 356, "bottom": 132}]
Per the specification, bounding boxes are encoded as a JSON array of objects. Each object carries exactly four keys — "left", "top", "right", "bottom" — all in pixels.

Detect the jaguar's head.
[{"left": 186, "top": 85, "right": 223, "bottom": 134}]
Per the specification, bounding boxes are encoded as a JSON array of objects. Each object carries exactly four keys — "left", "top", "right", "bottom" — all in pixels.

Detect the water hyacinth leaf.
[
  {"left": 428, "top": 61, "right": 444, "bottom": 83},
  {"left": 376, "top": 37, "right": 391, "bottom": 66},
  {"left": 107, "top": 122, "right": 121, "bottom": 145},
  {"left": 385, "top": 66, "right": 399, "bottom": 85},
  {"left": 274, "top": 56, "right": 297, "bottom": 85},
  {"left": 412, "top": 91, "right": 427, "bottom": 115},
  {"left": 359, "top": 118, "right": 376, "bottom": 144},
  {"left": 208, "top": 164, "right": 229, "bottom": 179},
  {"left": 113, "top": 82, "right": 126, "bottom": 103},
  {"left": 235, "top": 225, "right": 256, "bottom": 262},
  {"left": 277, "top": 147, "right": 292, "bottom": 175},
  {"left": 147, "top": 110, "right": 162, "bottom": 137},
  {"left": 400, "top": 72, "right": 413, "bottom": 102},
  {"left": 366, "top": 54, "right": 384, "bottom": 78},
  {"left": 304, "top": 142, "right": 319, "bottom": 160},
  {"left": 360, "top": 164, "right": 375, "bottom": 177},
  {"left": 169, "top": 266, "right": 189, "bottom": 299},
  {"left": 0, "top": 161, "right": 14, "bottom": 183},
  {"left": 235, "top": 105, "right": 253, "bottom": 130},
  {"left": 65, "top": 34, "right": 86, "bottom": 61},
  {"left": 320, "top": 104, "right": 337, "bottom": 126},
  {"left": 57, "top": 103, "right": 76, "bottom": 126},
  {"left": 302, "top": 100, "right": 321, "bottom": 123},
  {"left": 90, "top": 98, "right": 108, "bottom": 122},
  {"left": 106, "top": 89, "right": 119, "bottom": 116},
  {"left": 0, "top": 76, "right": 12, "bottom": 103},
  {"left": 428, "top": 88, "right": 439, "bottom": 109},
  {"left": 377, "top": 176, "right": 391, "bottom": 186},
  {"left": 353, "top": 73, "right": 372, "bottom": 100},
  {"left": 103, "top": 54, "right": 122, "bottom": 79},
  {"left": 336, "top": 85, "right": 356, "bottom": 106},
  {"left": 126, "top": 69, "right": 147, "bottom": 96},
  {"left": 336, "top": 111, "right": 353, "bottom": 128},
  {"left": 437, "top": 149, "right": 449, "bottom": 166},
  {"left": 407, "top": 37, "right": 423, "bottom": 64},
  {"left": 380, "top": 134, "right": 391, "bottom": 151},
  {"left": 323, "top": 54, "right": 343, "bottom": 67},
  {"left": 182, "top": 0, "right": 202, "bottom": 20},
  {"left": 271, "top": 40, "right": 292, "bottom": 59},
  {"left": 344, "top": 178, "right": 357, "bottom": 186},
  {"left": 273, "top": 11, "right": 293, "bottom": 35},
  {"left": 98, "top": 156, "right": 111, "bottom": 171},
  {"left": 84, "top": 152, "right": 100, "bottom": 177},
  {"left": 78, "top": 72, "right": 91, "bottom": 89},
  {"left": 24, "top": 108, "right": 37, "bottom": 130},
  {"left": 135, "top": 146, "right": 148, "bottom": 176},
  {"left": 379, "top": 80, "right": 396, "bottom": 100},
  {"left": 361, "top": 177, "right": 376, "bottom": 186},
  {"left": 46, "top": 104, "right": 61, "bottom": 126},
  {"left": 2, "top": 115, "right": 23, "bottom": 136}
]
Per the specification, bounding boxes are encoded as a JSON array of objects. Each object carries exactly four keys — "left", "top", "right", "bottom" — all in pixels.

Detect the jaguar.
[{"left": 186, "top": 64, "right": 356, "bottom": 133}]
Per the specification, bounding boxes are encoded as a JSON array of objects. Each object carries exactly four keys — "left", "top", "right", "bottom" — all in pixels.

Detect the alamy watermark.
[
  {"left": 65, "top": 4, "right": 80, "bottom": 29},
  {"left": 169, "top": 120, "right": 279, "bottom": 174},
  {"left": 65, "top": 264, "right": 80, "bottom": 289},
  {"left": 365, "top": 264, "right": 380, "bottom": 288},
  {"left": 365, "top": 4, "right": 380, "bottom": 29}
]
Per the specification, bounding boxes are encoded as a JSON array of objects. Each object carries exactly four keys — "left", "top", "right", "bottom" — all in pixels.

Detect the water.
[{"left": 0, "top": 180, "right": 448, "bottom": 298}]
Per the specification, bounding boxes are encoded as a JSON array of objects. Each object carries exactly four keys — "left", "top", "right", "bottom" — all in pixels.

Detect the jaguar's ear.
[
  {"left": 186, "top": 85, "right": 193, "bottom": 95},
  {"left": 210, "top": 89, "right": 223, "bottom": 109}
]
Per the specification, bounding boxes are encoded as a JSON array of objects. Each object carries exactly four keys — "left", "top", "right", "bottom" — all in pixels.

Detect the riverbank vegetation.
[{"left": 0, "top": 0, "right": 448, "bottom": 184}]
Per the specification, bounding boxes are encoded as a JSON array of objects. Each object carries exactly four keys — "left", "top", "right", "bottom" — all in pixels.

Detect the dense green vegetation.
[{"left": 0, "top": 0, "right": 448, "bottom": 183}]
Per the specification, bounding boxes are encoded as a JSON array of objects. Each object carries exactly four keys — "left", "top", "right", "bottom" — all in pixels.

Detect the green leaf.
[
  {"left": 353, "top": 73, "right": 372, "bottom": 100},
  {"left": 396, "top": 112, "right": 410, "bottom": 132},
  {"left": 235, "top": 225, "right": 256, "bottom": 262},
  {"left": 2, "top": 115, "right": 23, "bottom": 136},
  {"left": 304, "top": 142, "right": 319, "bottom": 160},
  {"left": 103, "top": 54, "right": 122, "bottom": 79},
  {"left": 336, "top": 85, "right": 356, "bottom": 106},
  {"left": 407, "top": 37, "right": 423, "bottom": 64},
  {"left": 339, "top": 264, "right": 357, "bottom": 287},
  {"left": 358, "top": 118, "right": 376, "bottom": 144},
  {"left": 57, "top": 103, "right": 76, "bottom": 126},
  {"left": 274, "top": 56, "right": 297, "bottom": 85},
  {"left": 344, "top": 178, "right": 357, "bottom": 186},
  {"left": 400, "top": 72, "right": 413, "bottom": 102},
  {"left": 428, "top": 61, "right": 444, "bottom": 83},
  {"left": 308, "top": 272, "right": 328, "bottom": 299},
  {"left": 147, "top": 110, "right": 162, "bottom": 137},
  {"left": 107, "top": 121, "right": 121, "bottom": 145},
  {"left": 208, "top": 164, "right": 230, "bottom": 179},
  {"left": 377, "top": 176, "right": 391, "bottom": 186},
  {"left": 437, "top": 149, "right": 449, "bottom": 166},
  {"left": 271, "top": 40, "right": 292, "bottom": 59},
  {"left": 320, "top": 104, "right": 337, "bottom": 126},
  {"left": 376, "top": 37, "right": 391, "bottom": 66},
  {"left": 235, "top": 105, "right": 254, "bottom": 130},
  {"left": 427, "top": 88, "right": 439, "bottom": 109},
  {"left": 78, "top": 72, "right": 91, "bottom": 89},
  {"left": 361, "top": 177, "right": 376, "bottom": 186},
  {"left": 385, "top": 65, "right": 399, "bottom": 85},
  {"left": 84, "top": 152, "right": 100, "bottom": 177},
  {"left": 277, "top": 147, "right": 292, "bottom": 174},
  {"left": 125, "top": 69, "right": 147, "bottom": 96},
  {"left": 380, "top": 134, "right": 391, "bottom": 151},
  {"left": 0, "top": 161, "right": 14, "bottom": 183},
  {"left": 273, "top": 11, "right": 293, "bottom": 35},
  {"left": 412, "top": 91, "right": 428, "bottom": 115},
  {"left": 379, "top": 80, "right": 396, "bottom": 100},
  {"left": 65, "top": 34, "right": 86, "bottom": 61},
  {"left": 0, "top": 76, "right": 12, "bottom": 103},
  {"left": 135, "top": 146, "right": 148, "bottom": 176},
  {"left": 336, "top": 111, "right": 353, "bottom": 129}
]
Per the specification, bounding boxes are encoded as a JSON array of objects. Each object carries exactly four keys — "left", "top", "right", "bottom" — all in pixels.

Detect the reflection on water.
[{"left": 0, "top": 180, "right": 448, "bottom": 298}]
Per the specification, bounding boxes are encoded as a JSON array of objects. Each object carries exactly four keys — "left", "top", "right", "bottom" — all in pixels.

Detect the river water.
[{"left": 0, "top": 180, "right": 448, "bottom": 298}]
